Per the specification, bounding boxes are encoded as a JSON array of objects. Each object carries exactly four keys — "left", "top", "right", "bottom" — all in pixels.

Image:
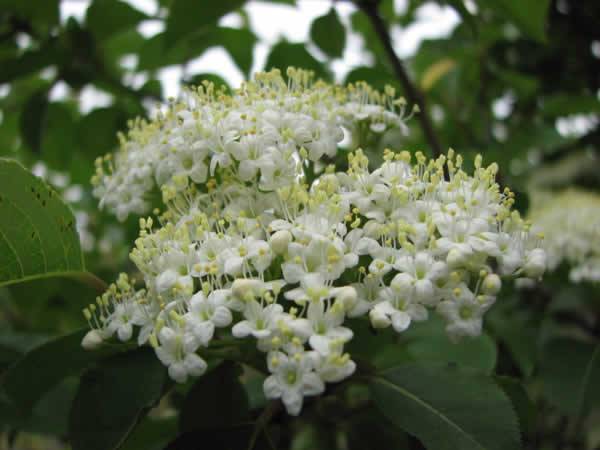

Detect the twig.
[{"left": 355, "top": 0, "right": 444, "bottom": 159}]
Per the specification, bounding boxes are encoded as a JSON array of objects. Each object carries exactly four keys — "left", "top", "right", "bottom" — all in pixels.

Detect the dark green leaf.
[
  {"left": 0, "top": 329, "right": 118, "bottom": 415},
  {"left": 495, "top": 376, "right": 536, "bottom": 435},
  {"left": 404, "top": 332, "right": 497, "bottom": 373},
  {"left": 363, "top": 315, "right": 496, "bottom": 372},
  {"left": 165, "top": 0, "right": 246, "bottom": 47},
  {"left": 538, "top": 339, "right": 600, "bottom": 417},
  {"left": 211, "top": 27, "right": 257, "bottom": 76},
  {"left": 138, "top": 27, "right": 255, "bottom": 75},
  {"left": 86, "top": 0, "right": 149, "bottom": 41},
  {"left": 40, "top": 102, "right": 79, "bottom": 169},
  {"left": 487, "top": 305, "right": 539, "bottom": 376},
  {"left": 78, "top": 107, "right": 127, "bottom": 161},
  {"left": 243, "top": 367, "right": 267, "bottom": 411},
  {"left": 19, "top": 88, "right": 49, "bottom": 153},
  {"left": 0, "top": 44, "right": 62, "bottom": 84},
  {"left": 370, "top": 363, "right": 521, "bottom": 450},
  {"left": 0, "top": 331, "right": 48, "bottom": 368},
  {"left": 121, "top": 417, "right": 178, "bottom": 450},
  {"left": 179, "top": 361, "right": 249, "bottom": 432},
  {"left": 164, "top": 423, "right": 272, "bottom": 450},
  {"left": 0, "top": 159, "right": 88, "bottom": 287},
  {"left": 344, "top": 65, "right": 399, "bottom": 91},
  {"left": 265, "top": 41, "right": 329, "bottom": 81},
  {"left": 541, "top": 94, "right": 600, "bottom": 118},
  {"left": 346, "top": 408, "right": 412, "bottom": 450},
  {"left": 0, "top": 0, "right": 60, "bottom": 33},
  {"left": 478, "top": 0, "right": 551, "bottom": 43},
  {"left": 69, "top": 347, "right": 168, "bottom": 450},
  {"left": 310, "top": 8, "right": 346, "bottom": 59},
  {"left": 184, "top": 73, "right": 231, "bottom": 92}
]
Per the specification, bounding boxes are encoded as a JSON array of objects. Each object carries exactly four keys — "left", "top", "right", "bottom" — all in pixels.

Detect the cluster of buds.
[{"left": 83, "top": 69, "right": 546, "bottom": 415}]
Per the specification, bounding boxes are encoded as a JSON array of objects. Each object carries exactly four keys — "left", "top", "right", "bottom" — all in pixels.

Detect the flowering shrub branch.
[{"left": 82, "top": 68, "right": 546, "bottom": 416}]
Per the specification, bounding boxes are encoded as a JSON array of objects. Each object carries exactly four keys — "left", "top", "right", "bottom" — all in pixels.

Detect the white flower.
[
  {"left": 291, "top": 300, "right": 353, "bottom": 355},
  {"left": 263, "top": 351, "right": 325, "bottom": 415},
  {"left": 314, "top": 347, "right": 356, "bottom": 383},
  {"left": 369, "top": 286, "right": 427, "bottom": 332},
  {"left": 155, "top": 326, "right": 207, "bottom": 383},
  {"left": 184, "top": 291, "right": 233, "bottom": 346},
  {"left": 436, "top": 285, "right": 494, "bottom": 339},
  {"left": 394, "top": 252, "right": 447, "bottom": 305},
  {"left": 105, "top": 302, "right": 139, "bottom": 341},
  {"left": 232, "top": 300, "right": 284, "bottom": 339}
]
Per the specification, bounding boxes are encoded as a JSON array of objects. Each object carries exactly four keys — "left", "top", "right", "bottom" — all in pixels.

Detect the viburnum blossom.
[
  {"left": 82, "top": 68, "right": 546, "bottom": 415},
  {"left": 529, "top": 189, "right": 600, "bottom": 283}
]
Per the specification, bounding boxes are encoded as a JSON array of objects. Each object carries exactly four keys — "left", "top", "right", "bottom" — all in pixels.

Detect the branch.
[{"left": 355, "top": 0, "right": 444, "bottom": 159}]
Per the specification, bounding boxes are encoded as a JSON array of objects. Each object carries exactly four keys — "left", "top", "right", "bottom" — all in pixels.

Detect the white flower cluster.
[
  {"left": 91, "top": 67, "right": 412, "bottom": 222},
  {"left": 82, "top": 68, "right": 546, "bottom": 416},
  {"left": 529, "top": 189, "right": 600, "bottom": 283}
]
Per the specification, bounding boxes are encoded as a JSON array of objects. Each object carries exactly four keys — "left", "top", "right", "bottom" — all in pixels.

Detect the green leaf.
[
  {"left": 40, "top": 102, "right": 80, "bottom": 169},
  {"left": 344, "top": 65, "right": 399, "bottom": 91},
  {"left": 0, "top": 44, "right": 62, "bottom": 84},
  {"left": 69, "top": 347, "right": 168, "bottom": 450},
  {"left": 478, "top": 0, "right": 551, "bottom": 43},
  {"left": 0, "top": 0, "right": 60, "bottom": 33},
  {"left": 210, "top": 27, "right": 257, "bottom": 76},
  {"left": 138, "top": 27, "right": 255, "bottom": 74},
  {"left": 19, "top": 88, "right": 49, "bottom": 153},
  {"left": 0, "top": 159, "right": 97, "bottom": 288},
  {"left": 0, "top": 329, "right": 119, "bottom": 415},
  {"left": 346, "top": 408, "right": 412, "bottom": 450},
  {"left": 541, "top": 94, "right": 600, "bottom": 118},
  {"left": 179, "top": 361, "right": 249, "bottom": 432},
  {"left": 121, "top": 417, "right": 178, "bottom": 450},
  {"left": 86, "top": 0, "right": 149, "bottom": 41},
  {"left": 165, "top": 0, "right": 246, "bottom": 47},
  {"left": 495, "top": 376, "right": 536, "bottom": 435},
  {"left": 0, "top": 377, "right": 79, "bottom": 435},
  {"left": 363, "top": 315, "right": 496, "bottom": 372},
  {"left": 265, "top": 41, "right": 329, "bottom": 81},
  {"left": 487, "top": 305, "right": 538, "bottom": 376},
  {"left": 78, "top": 107, "right": 127, "bottom": 161},
  {"left": 0, "top": 331, "right": 48, "bottom": 368},
  {"left": 310, "top": 8, "right": 346, "bottom": 59},
  {"left": 164, "top": 423, "right": 273, "bottom": 450},
  {"left": 538, "top": 339, "right": 600, "bottom": 417},
  {"left": 184, "top": 73, "right": 231, "bottom": 92},
  {"left": 370, "top": 363, "right": 521, "bottom": 450},
  {"left": 405, "top": 332, "right": 497, "bottom": 374}
]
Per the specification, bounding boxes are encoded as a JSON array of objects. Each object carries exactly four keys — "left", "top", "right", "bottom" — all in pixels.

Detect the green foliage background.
[{"left": 0, "top": 0, "right": 599, "bottom": 449}]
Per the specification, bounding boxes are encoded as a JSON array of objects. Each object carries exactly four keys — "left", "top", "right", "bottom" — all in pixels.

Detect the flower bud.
[
  {"left": 446, "top": 248, "right": 466, "bottom": 268},
  {"left": 414, "top": 279, "right": 434, "bottom": 303},
  {"left": 269, "top": 230, "right": 291, "bottom": 255},
  {"left": 231, "top": 278, "right": 263, "bottom": 299},
  {"left": 391, "top": 273, "right": 414, "bottom": 295},
  {"left": 155, "top": 269, "right": 178, "bottom": 293},
  {"left": 336, "top": 286, "right": 358, "bottom": 311},
  {"left": 369, "top": 308, "right": 391, "bottom": 329},
  {"left": 81, "top": 329, "right": 103, "bottom": 350},
  {"left": 524, "top": 248, "right": 546, "bottom": 278},
  {"left": 481, "top": 273, "right": 501, "bottom": 295}
]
